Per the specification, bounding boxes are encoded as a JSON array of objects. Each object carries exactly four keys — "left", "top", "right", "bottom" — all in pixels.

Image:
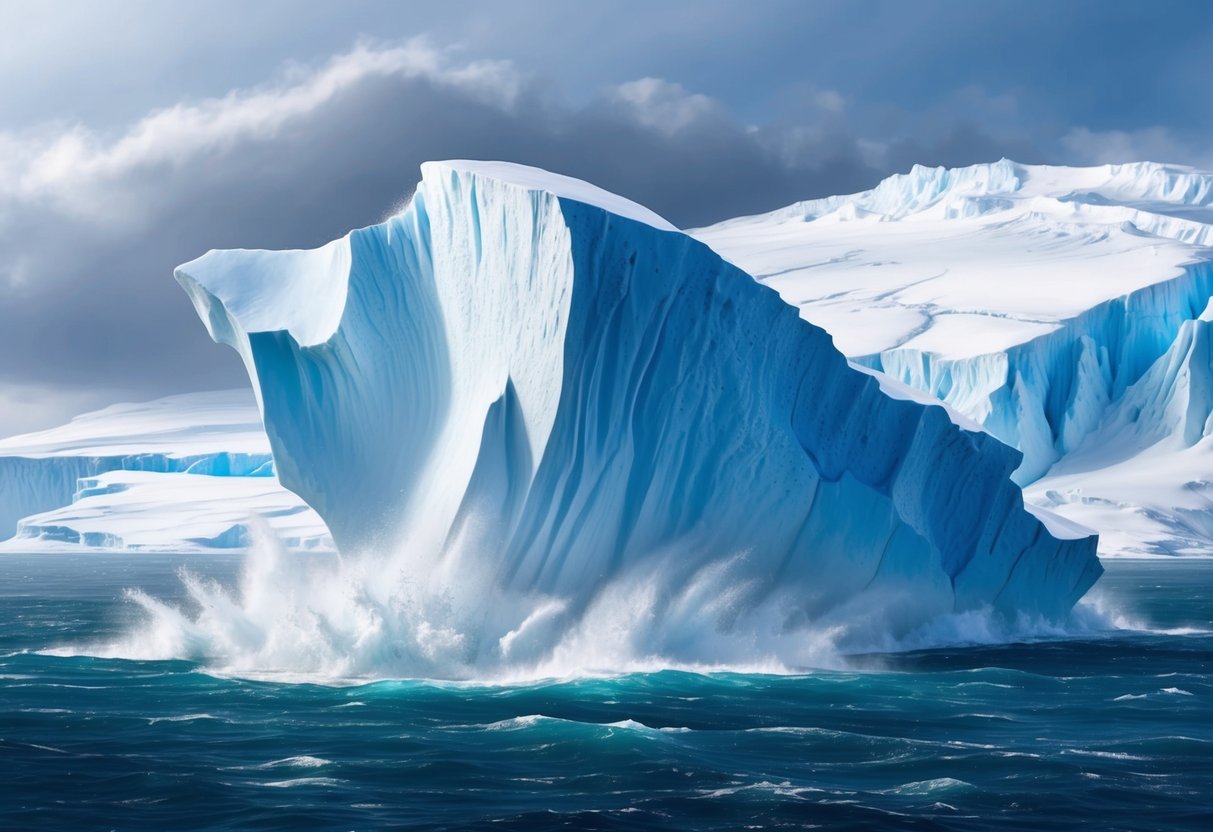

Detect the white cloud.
[
  {"left": 1061, "top": 126, "right": 1213, "bottom": 169},
  {"left": 0, "top": 382, "right": 124, "bottom": 439},
  {"left": 8, "top": 37, "right": 1063, "bottom": 436},
  {"left": 2, "top": 39, "right": 523, "bottom": 220},
  {"left": 609, "top": 77, "right": 723, "bottom": 134},
  {"left": 812, "top": 89, "right": 846, "bottom": 113}
]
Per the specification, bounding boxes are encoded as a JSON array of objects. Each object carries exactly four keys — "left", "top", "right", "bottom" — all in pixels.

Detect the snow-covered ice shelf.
[
  {"left": 695, "top": 160, "right": 1213, "bottom": 478},
  {"left": 0, "top": 391, "right": 332, "bottom": 552},
  {"left": 695, "top": 159, "right": 1213, "bottom": 557}
]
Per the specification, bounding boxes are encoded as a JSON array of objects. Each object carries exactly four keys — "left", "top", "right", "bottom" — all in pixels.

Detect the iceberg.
[
  {"left": 695, "top": 159, "right": 1213, "bottom": 556},
  {"left": 0, "top": 391, "right": 332, "bottom": 552},
  {"left": 175, "top": 159, "right": 1099, "bottom": 642}
]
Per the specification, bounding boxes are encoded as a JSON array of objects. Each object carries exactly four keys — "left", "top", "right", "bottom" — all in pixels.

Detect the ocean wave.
[{"left": 880, "top": 778, "right": 973, "bottom": 796}]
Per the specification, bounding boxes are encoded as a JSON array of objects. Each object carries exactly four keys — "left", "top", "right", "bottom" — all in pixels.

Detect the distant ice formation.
[
  {"left": 0, "top": 391, "right": 331, "bottom": 552},
  {"left": 168, "top": 159, "right": 1097, "bottom": 677},
  {"left": 1026, "top": 299, "right": 1213, "bottom": 555},
  {"left": 696, "top": 159, "right": 1213, "bottom": 556}
]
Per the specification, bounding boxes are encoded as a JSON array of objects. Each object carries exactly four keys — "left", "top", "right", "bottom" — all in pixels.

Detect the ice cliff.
[
  {"left": 1027, "top": 300, "right": 1213, "bottom": 556},
  {"left": 175, "top": 160, "right": 1100, "bottom": 628}
]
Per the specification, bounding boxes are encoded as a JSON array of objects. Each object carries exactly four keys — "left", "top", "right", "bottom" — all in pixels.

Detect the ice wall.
[
  {"left": 177, "top": 161, "right": 1100, "bottom": 632},
  {"left": 0, "top": 392, "right": 318, "bottom": 550},
  {"left": 1026, "top": 300, "right": 1213, "bottom": 556},
  {"left": 5, "top": 470, "right": 331, "bottom": 552},
  {"left": 862, "top": 262, "right": 1213, "bottom": 482},
  {"left": 0, "top": 451, "right": 272, "bottom": 539}
]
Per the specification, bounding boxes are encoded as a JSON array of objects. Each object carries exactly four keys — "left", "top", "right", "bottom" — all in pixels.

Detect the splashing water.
[{"left": 93, "top": 524, "right": 1129, "bottom": 684}]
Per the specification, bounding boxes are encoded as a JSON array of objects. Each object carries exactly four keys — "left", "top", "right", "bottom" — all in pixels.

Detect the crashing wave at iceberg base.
[
  {"left": 95, "top": 526, "right": 1120, "bottom": 684},
  {"left": 134, "top": 160, "right": 1103, "bottom": 681}
]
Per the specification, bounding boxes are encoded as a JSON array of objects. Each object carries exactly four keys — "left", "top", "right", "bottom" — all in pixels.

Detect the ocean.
[{"left": 0, "top": 554, "right": 1208, "bottom": 830}]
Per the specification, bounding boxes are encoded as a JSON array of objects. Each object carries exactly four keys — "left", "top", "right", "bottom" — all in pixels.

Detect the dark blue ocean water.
[{"left": 0, "top": 555, "right": 1209, "bottom": 831}]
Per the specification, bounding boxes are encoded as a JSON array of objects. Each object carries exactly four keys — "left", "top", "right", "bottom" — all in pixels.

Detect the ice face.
[
  {"left": 176, "top": 160, "right": 1100, "bottom": 637},
  {"left": 1027, "top": 300, "right": 1213, "bottom": 556}
]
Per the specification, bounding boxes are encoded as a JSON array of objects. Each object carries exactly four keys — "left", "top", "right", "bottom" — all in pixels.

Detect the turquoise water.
[{"left": 0, "top": 555, "right": 1209, "bottom": 830}]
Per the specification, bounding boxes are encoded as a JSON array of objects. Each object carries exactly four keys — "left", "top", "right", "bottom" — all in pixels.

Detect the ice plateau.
[
  {"left": 695, "top": 159, "right": 1213, "bottom": 557},
  {"left": 0, "top": 391, "right": 332, "bottom": 552},
  {"left": 173, "top": 158, "right": 1100, "bottom": 650}
]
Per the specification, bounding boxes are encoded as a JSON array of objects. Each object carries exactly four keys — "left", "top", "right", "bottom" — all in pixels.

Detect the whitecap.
[
  {"left": 19, "top": 707, "right": 72, "bottom": 714},
  {"left": 146, "top": 713, "right": 225, "bottom": 724},
  {"left": 1062, "top": 749, "right": 1147, "bottom": 761},
  {"left": 882, "top": 778, "right": 973, "bottom": 796},
  {"left": 483, "top": 714, "right": 551, "bottom": 731},
  {"left": 257, "top": 777, "right": 343, "bottom": 788},
  {"left": 253, "top": 756, "right": 332, "bottom": 770}
]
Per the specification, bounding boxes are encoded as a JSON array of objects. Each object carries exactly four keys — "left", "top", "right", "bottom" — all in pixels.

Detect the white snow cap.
[{"left": 422, "top": 160, "right": 678, "bottom": 232}]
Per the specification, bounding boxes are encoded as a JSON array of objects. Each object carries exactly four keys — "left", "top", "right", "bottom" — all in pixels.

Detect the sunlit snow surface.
[
  {"left": 154, "top": 160, "right": 1099, "bottom": 680},
  {"left": 0, "top": 391, "right": 332, "bottom": 552},
  {"left": 694, "top": 159, "right": 1213, "bottom": 556}
]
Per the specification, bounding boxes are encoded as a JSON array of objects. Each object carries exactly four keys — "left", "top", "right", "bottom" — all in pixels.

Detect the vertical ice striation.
[
  {"left": 1027, "top": 300, "right": 1213, "bottom": 556},
  {"left": 176, "top": 161, "right": 1100, "bottom": 632}
]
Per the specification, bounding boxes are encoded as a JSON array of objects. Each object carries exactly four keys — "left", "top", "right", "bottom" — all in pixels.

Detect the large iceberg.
[
  {"left": 695, "top": 160, "right": 1213, "bottom": 556},
  {"left": 0, "top": 391, "right": 331, "bottom": 552},
  {"left": 174, "top": 159, "right": 1099, "bottom": 642}
]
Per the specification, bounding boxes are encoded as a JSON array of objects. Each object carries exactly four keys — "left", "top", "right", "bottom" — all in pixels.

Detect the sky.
[{"left": 1, "top": 0, "right": 1211, "bottom": 436}]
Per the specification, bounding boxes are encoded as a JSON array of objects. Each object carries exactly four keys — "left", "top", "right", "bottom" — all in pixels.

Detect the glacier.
[
  {"left": 163, "top": 159, "right": 1099, "bottom": 676},
  {"left": 0, "top": 391, "right": 332, "bottom": 553},
  {"left": 695, "top": 159, "right": 1213, "bottom": 557}
]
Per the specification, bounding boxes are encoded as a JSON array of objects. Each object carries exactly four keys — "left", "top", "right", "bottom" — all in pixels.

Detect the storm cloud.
[
  {"left": 0, "top": 41, "right": 959, "bottom": 434},
  {"left": 1, "top": 1, "right": 1210, "bottom": 435}
]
